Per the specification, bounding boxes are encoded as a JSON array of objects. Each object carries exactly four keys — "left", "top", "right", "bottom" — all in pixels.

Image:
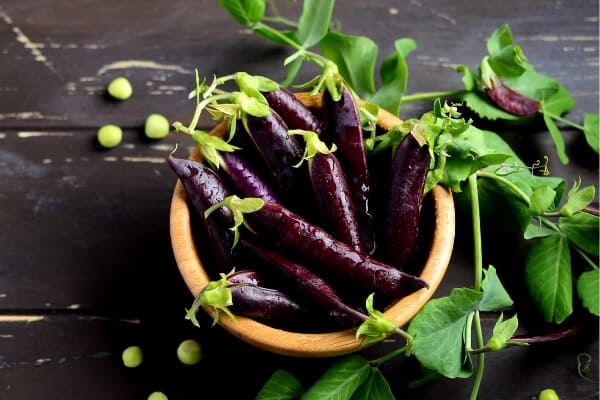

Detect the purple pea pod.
[
  {"left": 213, "top": 268, "right": 360, "bottom": 331},
  {"left": 218, "top": 150, "right": 282, "bottom": 204},
  {"left": 216, "top": 197, "right": 429, "bottom": 298},
  {"left": 322, "top": 85, "right": 375, "bottom": 254},
  {"left": 381, "top": 133, "right": 431, "bottom": 268},
  {"left": 480, "top": 58, "right": 540, "bottom": 116},
  {"left": 168, "top": 155, "right": 235, "bottom": 272},
  {"left": 262, "top": 86, "right": 323, "bottom": 134},
  {"left": 485, "top": 81, "right": 540, "bottom": 116},
  {"left": 244, "top": 110, "right": 307, "bottom": 197},
  {"left": 243, "top": 241, "right": 366, "bottom": 325},
  {"left": 290, "top": 129, "right": 365, "bottom": 253}
]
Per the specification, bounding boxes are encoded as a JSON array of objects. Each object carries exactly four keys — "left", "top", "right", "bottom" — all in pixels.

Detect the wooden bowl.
[{"left": 169, "top": 93, "right": 455, "bottom": 358}]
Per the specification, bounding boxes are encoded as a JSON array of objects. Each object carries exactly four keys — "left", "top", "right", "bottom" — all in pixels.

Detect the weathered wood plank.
[
  {"left": 0, "top": 0, "right": 596, "bottom": 128},
  {"left": 0, "top": 128, "right": 195, "bottom": 311},
  {"left": 0, "top": 313, "right": 596, "bottom": 399}
]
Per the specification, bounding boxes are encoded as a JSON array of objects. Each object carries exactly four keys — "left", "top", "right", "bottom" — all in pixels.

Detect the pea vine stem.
[
  {"left": 370, "top": 345, "right": 408, "bottom": 367},
  {"left": 400, "top": 89, "right": 467, "bottom": 104},
  {"left": 542, "top": 110, "right": 585, "bottom": 131},
  {"left": 468, "top": 174, "right": 485, "bottom": 400}
]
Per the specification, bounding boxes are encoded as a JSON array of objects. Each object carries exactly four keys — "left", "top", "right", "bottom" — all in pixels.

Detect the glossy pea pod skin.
[
  {"left": 218, "top": 151, "right": 282, "bottom": 204},
  {"left": 225, "top": 268, "right": 306, "bottom": 325},
  {"left": 243, "top": 241, "right": 366, "bottom": 324},
  {"left": 309, "top": 152, "right": 365, "bottom": 253},
  {"left": 485, "top": 81, "right": 540, "bottom": 116},
  {"left": 381, "top": 134, "right": 431, "bottom": 268},
  {"left": 245, "top": 201, "right": 428, "bottom": 299},
  {"left": 226, "top": 267, "right": 359, "bottom": 330},
  {"left": 228, "top": 284, "right": 308, "bottom": 326},
  {"left": 244, "top": 111, "right": 308, "bottom": 199},
  {"left": 322, "top": 86, "right": 375, "bottom": 254},
  {"left": 262, "top": 86, "right": 323, "bottom": 134},
  {"left": 168, "top": 156, "right": 235, "bottom": 271}
]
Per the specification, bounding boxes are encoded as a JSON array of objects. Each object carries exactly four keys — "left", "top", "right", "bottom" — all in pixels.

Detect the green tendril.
[{"left": 577, "top": 352, "right": 599, "bottom": 383}]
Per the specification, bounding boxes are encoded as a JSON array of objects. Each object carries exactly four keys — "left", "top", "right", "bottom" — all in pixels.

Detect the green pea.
[
  {"left": 538, "top": 388, "right": 560, "bottom": 400},
  {"left": 107, "top": 77, "right": 133, "bottom": 100},
  {"left": 121, "top": 345, "right": 143, "bottom": 368},
  {"left": 97, "top": 124, "right": 123, "bottom": 148},
  {"left": 176, "top": 339, "right": 202, "bottom": 365},
  {"left": 144, "top": 113, "right": 171, "bottom": 139},
  {"left": 147, "top": 391, "right": 168, "bottom": 400}
]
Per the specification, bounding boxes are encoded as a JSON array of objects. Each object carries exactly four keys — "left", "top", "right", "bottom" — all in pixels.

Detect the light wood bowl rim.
[{"left": 169, "top": 92, "right": 455, "bottom": 358}]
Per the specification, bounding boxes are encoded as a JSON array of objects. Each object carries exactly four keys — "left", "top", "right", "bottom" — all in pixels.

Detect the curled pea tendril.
[
  {"left": 530, "top": 156, "right": 550, "bottom": 176},
  {"left": 494, "top": 155, "right": 550, "bottom": 177},
  {"left": 577, "top": 352, "right": 599, "bottom": 383}
]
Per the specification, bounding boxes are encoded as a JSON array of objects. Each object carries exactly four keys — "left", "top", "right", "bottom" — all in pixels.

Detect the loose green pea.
[
  {"left": 147, "top": 391, "right": 168, "bottom": 400},
  {"left": 107, "top": 77, "right": 133, "bottom": 100},
  {"left": 176, "top": 339, "right": 202, "bottom": 365},
  {"left": 121, "top": 345, "right": 143, "bottom": 368},
  {"left": 538, "top": 388, "right": 560, "bottom": 400},
  {"left": 97, "top": 124, "right": 123, "bottom": 148},
  {"left": 144, "top": 113, "right": 170, "bottom": 139}
]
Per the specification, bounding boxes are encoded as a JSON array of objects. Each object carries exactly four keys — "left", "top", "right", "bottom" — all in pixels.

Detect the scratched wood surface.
[{"left": 0, "top": 0, "right": 598, "bottom": 399}]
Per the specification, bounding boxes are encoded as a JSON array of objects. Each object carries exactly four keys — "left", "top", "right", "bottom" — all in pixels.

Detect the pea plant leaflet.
[{"left": 202, "top": 1, "right": 600, "bottom": 399}]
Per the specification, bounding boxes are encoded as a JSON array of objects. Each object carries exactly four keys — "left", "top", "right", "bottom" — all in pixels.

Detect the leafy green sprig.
[{"left": 177, "top": 69, "right": 280, "bottom": 143}]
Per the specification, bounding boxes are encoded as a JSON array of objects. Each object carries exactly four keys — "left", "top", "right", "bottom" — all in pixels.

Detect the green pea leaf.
[
  {"left": 486, "top": 24, "right": 515, "bottom": 56},
  {"left": 480, "top": 265, "right": 514, "bottom": 312},
  {"left": 256, "top": 369, "right": 304, "bottom": 400},
  {"left": 408, "top": 288, "right": 483, "bottom": 378},
  {"left": 458, "top": 91, "right": 521, "bottom": 121},
  {"left": 559, "top": 212, "right": 600, "bottom": 256},
  {"left": 281, "top": 57, "right": 304, "bottom": 87},
  {"left": 254, "top": 23, "right": 300, "bottom": 47},
  {"left": 503, "top": 65, "right": 559, "bottom": 102},
  {"left": 456, "top": 65, "right": 476, "bottom": 91},
  {"left": 541, "top": 84, "right": 576, "bottom": 116},
  {"left": 302, "top": 355, "right": 371, "bottom": 400},
  {"left": 236, "top": 72, "right": 279, "bottom": 93},
  {"left": 529, "top": 186, "right": 557, "bottom": 215},
  {"left": 560, "top": 181, "right": 595, "bottom": 217},
  {"left": 454, "top": 129, "right": 565, "bottom": 233},
  {"left": 525, "top": 234, "right": 573, "bottom": 323},
  {"left": 485, "top": 24, "right": 528, "bottom": 78},
  {"left": 577, "top": 269, "right": 600, "bottom": 316},
  {"left": 543, "top": 112, "right": 569, "bottom": 165},
  {"left": 297, "top": 0, "right": 335, "bottom": 48},
  {"left": 352, "top": 368, "right": 395, "bottom": 400},
  {"left": 583, "top": 113, "right": 599, "bottom": 153},
  {"left": 370, "top": 38, "right": 416, "bottom": 115},
  {"left": 523, "top": 221, "right": 556, "bottom": 240},
  {"left": 432, "top": 125, "right": 512, "bottom": 192},
  {"left": 320, "top": 31, "right": 378, "bottom": 99},
  {"left": 219, "top": 0, "right": 265, "bottom": 27}
]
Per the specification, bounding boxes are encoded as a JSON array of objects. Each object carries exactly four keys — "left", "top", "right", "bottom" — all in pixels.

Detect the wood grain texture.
[{"left": 0, "top": 0, "right": 598, "bottom": 398}]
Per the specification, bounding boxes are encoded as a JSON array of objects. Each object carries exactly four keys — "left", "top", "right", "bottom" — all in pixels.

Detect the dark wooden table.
[{"left": 1, "top": 1, "right": 598, "bottom": 399}]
